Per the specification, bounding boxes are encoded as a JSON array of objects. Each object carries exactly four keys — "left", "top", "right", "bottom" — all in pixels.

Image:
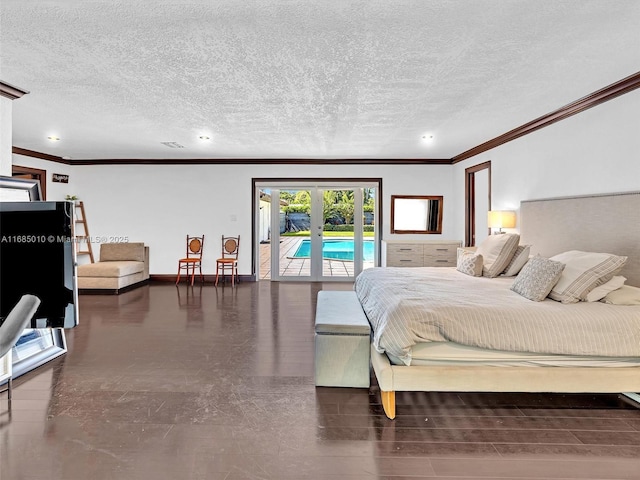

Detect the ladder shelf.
[{"left": 74, "top": 201, "right": 95, "bottom": 263}]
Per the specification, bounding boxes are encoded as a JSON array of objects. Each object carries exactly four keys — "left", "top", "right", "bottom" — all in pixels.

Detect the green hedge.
[
  {"left": 282, "top": 204, "right": 310, "bottom": 214},
  {"left": 284, "top": 203, "right": 375, "bottom": 214},
  {"left": 323, "top": 224, "right": 375, "bottom": 232}
]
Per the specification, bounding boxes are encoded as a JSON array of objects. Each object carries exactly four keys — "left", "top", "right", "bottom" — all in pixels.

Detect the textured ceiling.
[{"left": 1, "top": 0, "right": 639, "bottom": 161}]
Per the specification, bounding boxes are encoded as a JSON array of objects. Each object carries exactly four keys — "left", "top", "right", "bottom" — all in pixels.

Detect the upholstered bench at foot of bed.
[{"left": 314, "top": 291, "right": 371, "bottom": 388}]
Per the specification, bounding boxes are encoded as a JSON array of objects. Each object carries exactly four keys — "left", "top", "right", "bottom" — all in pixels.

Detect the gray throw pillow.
[{"left": 510, "top": 256, "right": 565, "bottom": 302}]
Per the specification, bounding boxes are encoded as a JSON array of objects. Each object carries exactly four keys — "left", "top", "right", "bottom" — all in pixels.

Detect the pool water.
[{"left": 293, "top": 239, "right": 374, "bottom": 262}]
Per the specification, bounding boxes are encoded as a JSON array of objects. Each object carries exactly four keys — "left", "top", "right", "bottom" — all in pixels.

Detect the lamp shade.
[{"left": 487, "top": 210, "right": 516, "bottom": 229}]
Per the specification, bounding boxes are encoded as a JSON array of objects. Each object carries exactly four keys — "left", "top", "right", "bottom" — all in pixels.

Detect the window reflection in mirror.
[{"left": 391, "top": 195, "right": 443, "bottom": 234}]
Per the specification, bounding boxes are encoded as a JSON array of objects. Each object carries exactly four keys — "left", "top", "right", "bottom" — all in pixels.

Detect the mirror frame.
[{"left": 390, "top": 195, "right": 443, "bottom": 234}]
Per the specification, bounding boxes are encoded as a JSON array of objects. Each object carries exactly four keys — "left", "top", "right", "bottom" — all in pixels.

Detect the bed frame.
[{"left": 372, "top": 191, "right": 640, "bottom": 419}]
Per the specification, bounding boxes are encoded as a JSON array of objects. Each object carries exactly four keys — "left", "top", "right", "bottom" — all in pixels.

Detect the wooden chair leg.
[
  {"left": 176, "top": 263, "right": 182, "bottom": 285},
  {"left": 215, "top": 262, "right": 220, "bottom": 286}
]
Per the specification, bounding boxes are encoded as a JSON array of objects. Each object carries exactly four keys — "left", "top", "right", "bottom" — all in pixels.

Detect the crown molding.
[
  {"left": 11, "top": 156, "right": 451, "bottom": 166},
  {"left": 451, "top": 71, "right": 640, "bottom": 164},
  {"left": 0, "top": 81, "right": 29, "bottom": 100},
  {"left": 12, "top": 147, "right": 70, "bottom": 164}
]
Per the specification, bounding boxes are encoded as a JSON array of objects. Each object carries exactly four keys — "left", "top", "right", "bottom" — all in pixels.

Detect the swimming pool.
[{"left": 292, "top": 239, "right": 374, "bottom": 262}]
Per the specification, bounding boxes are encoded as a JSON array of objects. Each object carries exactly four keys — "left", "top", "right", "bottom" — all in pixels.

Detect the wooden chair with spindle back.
[
  {"left": 215, "top": 235, "right": 240, "bottom": 286},
  {"left": 176, "top": 235, "right": 205, "bottom": 286}
]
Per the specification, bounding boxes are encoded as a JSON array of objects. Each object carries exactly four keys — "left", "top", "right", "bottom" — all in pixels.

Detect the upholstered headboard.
[{"left": 520, "top": 191, "right": 640, "bottom": 287}]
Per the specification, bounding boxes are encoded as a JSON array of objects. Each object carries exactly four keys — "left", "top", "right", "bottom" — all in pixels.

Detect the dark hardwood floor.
[{"left": 2, "top": 282, "right": 639, "bottom": 479}]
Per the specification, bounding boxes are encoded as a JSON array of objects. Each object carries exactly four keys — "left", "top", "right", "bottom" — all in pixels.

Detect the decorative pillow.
[
  {"left": 548, "top": 251, "right": 628, "bottom": 304},
  {"left": 476, "top": 233, "right": 520, "bottom": 278},
  {"left": 456, "top": 248, "right": 483, "bottom": 277},
  {"left": 100, "top": 242, "right": 145, "bottom": 262},
  {"left": 601, "top": 285, "right": 640, "bottom": 305},
  {"left": 510, "top": 255, "right": 565, "bottom": 302},
  {"left": 585, "top": 276, "right": 626, "bottom": 302},
  {"left": 502, "top": 245, "right": 531, "bottom": 277}
]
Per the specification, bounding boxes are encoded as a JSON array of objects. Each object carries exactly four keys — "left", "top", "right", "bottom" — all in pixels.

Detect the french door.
[{"left": 256, "top": 181, "right": 378, "bottom": 282}]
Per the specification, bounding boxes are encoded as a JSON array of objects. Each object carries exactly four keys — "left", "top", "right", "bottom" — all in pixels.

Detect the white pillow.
[
  {"left": 548, "top": 251, "right": 627, "bottom": 304},
  {"left": 502, "top": 245, "right": 531, "bottom": 277},
  {"left": 475, "top": 233, "right": 520, "bottom": 278},
  {"left": 601, "top": 285, "right": 640, "bottom": 305},
  {"left": 585, "top": 276, "right": 626, "bottom": 302},
  {"left": 456, "top": 248, "right": 483, "bottom": 277}
]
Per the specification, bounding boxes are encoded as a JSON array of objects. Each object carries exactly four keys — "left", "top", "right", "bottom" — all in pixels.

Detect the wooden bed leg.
[{"left": 381, "top": 390, "right": 396, "bottom": 419}]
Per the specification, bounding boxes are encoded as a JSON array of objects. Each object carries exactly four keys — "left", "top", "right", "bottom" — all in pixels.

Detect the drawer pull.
[
  {"left": 436, "top": 248, "right": 449, "bottom": 251},
  {"left": 436, "top": 259, "right": 449, "bottom": 263},
  {"left": 399, "top": 259, "right": 412, "bottom": 262},
  {"left": 399, "top": 248, "right": 412, "bottom": 251}
]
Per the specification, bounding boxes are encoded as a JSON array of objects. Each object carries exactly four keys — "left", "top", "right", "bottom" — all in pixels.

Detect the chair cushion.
[{"left": 78, "top": 261, "right": 144, "bottom": 278}]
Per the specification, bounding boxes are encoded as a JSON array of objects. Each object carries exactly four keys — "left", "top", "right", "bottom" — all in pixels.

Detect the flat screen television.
[{"left": 0, "top": 201, "right": 79, "bottom": 328}]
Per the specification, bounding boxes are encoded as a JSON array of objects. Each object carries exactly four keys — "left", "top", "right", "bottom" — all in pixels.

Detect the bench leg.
[{"left": 381, "top": 390, "right": 396, "bottom": 419}]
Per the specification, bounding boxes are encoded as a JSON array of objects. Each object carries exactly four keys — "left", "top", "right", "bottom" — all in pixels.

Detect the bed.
[{"left": 355, "top": 191, "right": 640, "bottom": 419}]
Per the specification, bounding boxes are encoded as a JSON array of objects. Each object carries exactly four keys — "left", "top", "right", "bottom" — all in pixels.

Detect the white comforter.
[{"left": 354, "top": 267, "right": 640, "bottom": 366}]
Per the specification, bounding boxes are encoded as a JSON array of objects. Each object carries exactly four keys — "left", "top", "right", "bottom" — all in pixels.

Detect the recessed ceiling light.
[
  {"left": 421, "top": 134, "right": 434, "bottom": 143},
  {"left": 199, "top": 135, "right": 210, "bottom": 140},
  {"left": 47, "top": 136, "right": 60, "bottom": 141}
]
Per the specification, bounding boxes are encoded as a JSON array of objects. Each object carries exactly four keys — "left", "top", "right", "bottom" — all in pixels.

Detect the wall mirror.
[{"left": 391, "top": 195, "right": 443, "bottom": 234}]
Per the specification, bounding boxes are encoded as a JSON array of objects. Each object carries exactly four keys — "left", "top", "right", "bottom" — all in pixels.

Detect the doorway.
[
  {"left": 465, "top": 161, "right": 491, "bottom": 247},
  {"left": 255, "top": 180, "right": 380, "bottom": 282},
  {"left": 12, "top": 165, "right": 47, "bottom": 199}
]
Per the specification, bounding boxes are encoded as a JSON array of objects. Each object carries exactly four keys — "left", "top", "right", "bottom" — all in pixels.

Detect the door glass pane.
[
  {"left": 279, "top": 189, "right": 311, "bottom": 278},
  {"left": 258, "top": 189, "right": 272, "bottom": 280},
  {"left": 321, "top": 189, "right": 355, "bottom": 278},
  {"left": 362, "top": 187, "right": 376, "bottom": 271}
]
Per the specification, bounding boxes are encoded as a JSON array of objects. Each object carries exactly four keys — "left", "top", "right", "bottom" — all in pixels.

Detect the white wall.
[
  {"left": 9, "top": 160, "right": 455, "bottom": 275},
  {"left": 0, "top": 96, "right": 13, "bottom": 176},
  {"left": 452, "top": 89, "right": 640, "bottom": 241}
]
